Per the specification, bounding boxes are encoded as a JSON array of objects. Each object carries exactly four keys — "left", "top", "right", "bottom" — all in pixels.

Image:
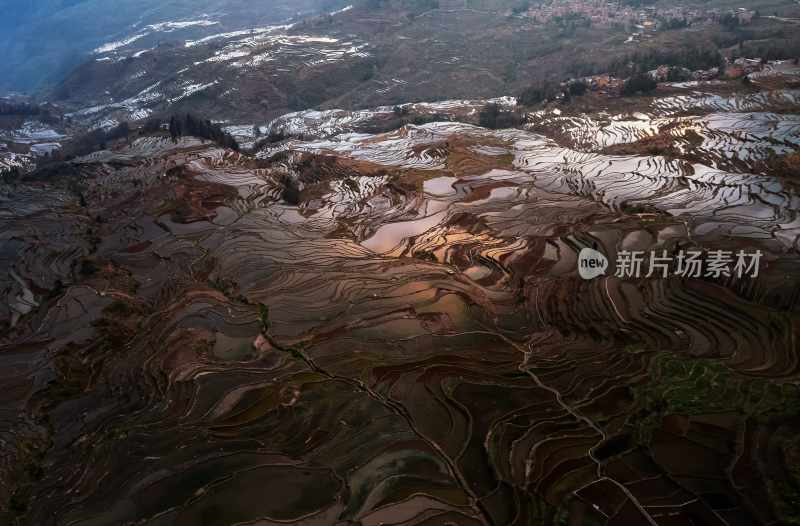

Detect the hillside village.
[{"left": 516, "top": 0, "right": 756, "bottom": 31}]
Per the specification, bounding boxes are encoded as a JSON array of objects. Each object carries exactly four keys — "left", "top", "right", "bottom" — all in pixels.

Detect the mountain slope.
[
  {"left": 0, "top": 0, "right": 348, "bottom": 93},
  {"left": 47, "top": 0, "right": 800, "bottom": 128}
]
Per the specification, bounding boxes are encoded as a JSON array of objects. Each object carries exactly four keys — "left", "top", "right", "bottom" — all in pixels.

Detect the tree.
[
  {"left": 106, "top": 122, "right": 130, "bottom": 141},
  {"left": 568, "top": 80, "right": 588, "bottom": 96},
  {"left": 479, "top": 103, "right": 500, "bottom": 128},
  {"left": 166, "top": 113, "right": 239, "bottom": 150},
  {"left": 478, "top": 103, "right": 522, "bottom": 129},
  {"left": 142, "top": 118, "right": 162, "bottom": 133},
  {"left": 169, "top": 116, "right": 179, "bottom": 142},
  {"left": 609, "top": 47, "right": 724, "bottom": 77},
  {"left": 281, "top": 174, "right": 300, "bottom": 205},
  {"left": 3, "top": 166, "right": 22, "bottom": 182},
  {"left": 623, "top": 73, "right": 658, "bottom": 96},
  {"left": 666, "top": 67, "right": 689, "bottom": 82},
  {"left": 518, "top": 82, "right": 559, "bottom": 106}
]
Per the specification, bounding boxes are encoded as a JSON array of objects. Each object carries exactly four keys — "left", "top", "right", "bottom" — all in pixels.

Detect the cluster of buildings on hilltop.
[
  {"left": 520, "top": 0, "right": 637, "bottom": 27},
  {"left": 514, "top": 1, "right": 757, "bottom": 34},
  {"left": 516, "top": 1, "right": 720, "bottom": 28}
]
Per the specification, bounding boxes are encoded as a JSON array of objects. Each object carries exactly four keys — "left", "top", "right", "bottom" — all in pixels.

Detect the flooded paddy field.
[{"left": 2, "top": 92, "right": 800, "bottom": 526}]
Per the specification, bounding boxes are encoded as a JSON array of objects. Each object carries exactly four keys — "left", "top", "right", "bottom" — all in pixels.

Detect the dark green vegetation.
[
  {"left": 478, "top": 102, "right": 524, "bottom": 129},
  {"left": 631, "top": 350, "right": 800, "bottom": 430},
  {"left": 166, "top": 113, "right": 239, "bottom": 150},
  {"left": 625, "top": 345, "right": 800, "bottom": 525},
  {"left": 622, "top": 73, "right": 658, "bottom": 96},
  {"left": 29, "top": 113, "right": 238, "bottom": 171},
  {"left": 0, "top": 100, "right": 60, "bottom": 125},
  {"left": 609, "top": 47, "right": 725, "bottom": 78}
]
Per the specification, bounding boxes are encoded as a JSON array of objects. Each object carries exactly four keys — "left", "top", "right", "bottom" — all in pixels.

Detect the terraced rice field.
[{"left": 2, "top": 93, "right": 800, "bottom": 525}]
